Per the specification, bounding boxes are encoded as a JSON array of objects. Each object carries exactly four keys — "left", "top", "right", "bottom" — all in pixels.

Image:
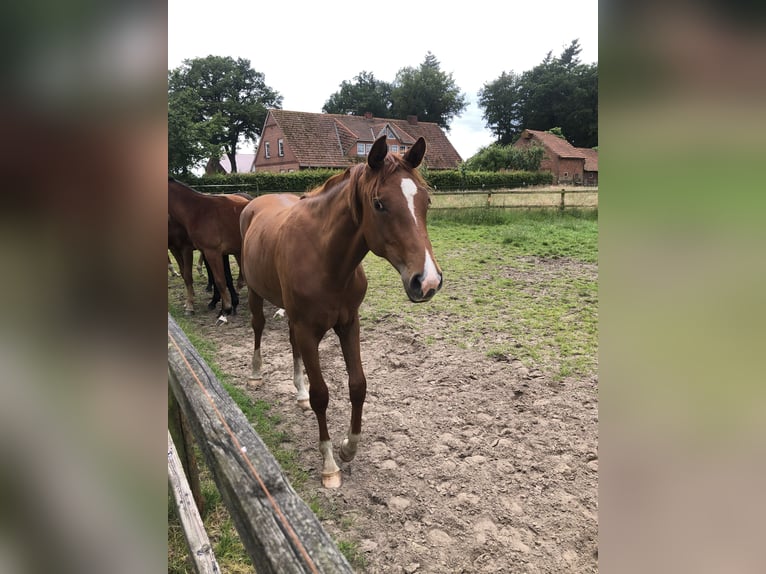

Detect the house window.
[
  {"left": 399, "top": 145, "right": 406, "bottom": 154},
  {"left": 357, "top": 143, "right": 365, "bottom": 156},
  {"left": 264, "top": 142, "right": 270, "bottom": 159},
  {"left": 278, "top": 139, "right": 284, "bottom": 157},
  {"left": 391, "top": 145, "right": 399, "bottom": 153},
  {"left": 365, "top": 143, "right": 372, "bottom": 154}
]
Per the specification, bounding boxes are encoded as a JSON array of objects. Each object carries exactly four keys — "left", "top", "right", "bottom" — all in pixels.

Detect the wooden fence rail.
[
  {"left": 168, "top": 314, "right": 353, "bottom": 574},
  {"left": 187, "top": 183, "right": 597, "bottom": 210}
]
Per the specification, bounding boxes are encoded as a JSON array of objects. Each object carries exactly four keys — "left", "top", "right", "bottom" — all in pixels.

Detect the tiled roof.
[
  {"left": 519, "top": 129, "right": 586, "bottom": 159},
  {"left": 577, "top": 147, "right": 598, "bottom": 172},
  {"left": 267, "top": 109, "right": 462, "bottom": 169}
]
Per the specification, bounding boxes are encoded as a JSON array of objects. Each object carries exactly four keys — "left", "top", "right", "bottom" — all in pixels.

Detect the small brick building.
[{"left": 514, "top": 129, "right": 598, "bottom": 185}]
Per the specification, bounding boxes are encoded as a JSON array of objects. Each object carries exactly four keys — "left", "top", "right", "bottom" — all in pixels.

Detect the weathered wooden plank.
[
  {"left": 168, "top": 385, "right": 204, "bottom": 514},
  {"left": 167, "top": 314, "right": 353, "bottom": 574},
  {"left": 168, "top": 431, "right": 220, "bottom": 574}
]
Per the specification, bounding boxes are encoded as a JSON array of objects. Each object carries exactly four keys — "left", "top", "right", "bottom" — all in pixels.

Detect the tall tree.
[
  {"left": 168, "top": 89, "right": 207, "bottom": 175},
  {"left": 478, "top": 40, "right": 598, "bottom": 148},
  {"left": 476, "top": 71, "right": 524, "bottom": 145},
  {"left": 168, "top": 56, "right": 282, "bottom": 173},
  {"left": 390, "top": 52, "right": 467, "bottom": 130},
  {"left": 322, "top": 71, "right": 393, "bottom": 117}
]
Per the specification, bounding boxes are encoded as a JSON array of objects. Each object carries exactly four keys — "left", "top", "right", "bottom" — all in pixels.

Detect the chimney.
[
  {"left": 407, "top": 115, "right": 418, "bottom": 125},
  {"left": 364, "top": 111, "right": 373, "bottom": 120}
]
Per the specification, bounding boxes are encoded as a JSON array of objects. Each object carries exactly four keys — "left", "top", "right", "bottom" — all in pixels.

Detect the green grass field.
[{"left": 360, "top": 208, "right": 598, "bottom": 379}]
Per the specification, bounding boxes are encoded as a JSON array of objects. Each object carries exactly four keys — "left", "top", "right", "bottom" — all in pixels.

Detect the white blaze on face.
[
  {"left": 421, "top": 248, "right": 441, "bottom": 294},
  {"left": 400, "top": 177, "right": 440, "bottom": 294},
  {"left": 400, "top": 177, "right": 418, "bottom": 226}
]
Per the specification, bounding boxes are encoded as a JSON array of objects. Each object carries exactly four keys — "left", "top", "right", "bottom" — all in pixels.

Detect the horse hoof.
[
  {"left": 297, "top": 399, "right": 311, "bottom": 411},
  {"left": 321, "top": 470, "right": 342, "bottom": 489},
  {"left": 339, "top": 445, "right": 356, "bottom": 463},
  {"left": 215, "top": 315, "right": 228, "bottom": 326}
]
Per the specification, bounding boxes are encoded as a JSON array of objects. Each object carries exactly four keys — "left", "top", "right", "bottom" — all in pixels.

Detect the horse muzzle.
[{"left": 404, "top": 270, "right": 443, "bottom": 302}]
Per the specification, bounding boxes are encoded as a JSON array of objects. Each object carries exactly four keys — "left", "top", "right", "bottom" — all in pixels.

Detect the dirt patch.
[{"left": 171, "top": 260, "right": 598, "bottom": 573}]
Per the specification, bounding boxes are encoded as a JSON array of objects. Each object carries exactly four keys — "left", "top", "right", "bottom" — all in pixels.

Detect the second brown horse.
[{"left": 168, "top": 177, "right": 250, "bottom": 324}]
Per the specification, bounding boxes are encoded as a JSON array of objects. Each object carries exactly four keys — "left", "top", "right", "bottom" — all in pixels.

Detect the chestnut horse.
[
  {"left": 168, "top": 177, "right": 250, "bottom": 324},
  {"left": 240, "top": 135, "right": 443, "bottom": 488}
]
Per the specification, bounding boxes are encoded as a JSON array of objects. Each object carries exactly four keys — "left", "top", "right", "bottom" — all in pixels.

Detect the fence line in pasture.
[
  {"left": 430, "top": 187, "right": 598, "bottom": 210},
  {"left": 188, "top": 182, "right": 598, "bottom": 210},
  {"left": 167, "top": 314, "right": 353, "bottom": 574}
]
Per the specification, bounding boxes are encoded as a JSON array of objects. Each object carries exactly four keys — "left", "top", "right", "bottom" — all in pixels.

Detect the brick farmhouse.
[
  {"left": 514, "top": 129, "right": 598, "bottom": 185},
  {"left": 253, "top": 109, "right": 463, "bottom": 173}
]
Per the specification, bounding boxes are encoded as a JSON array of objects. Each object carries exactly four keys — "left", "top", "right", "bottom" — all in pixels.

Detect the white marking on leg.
[
  {"left": 293, "top": 356, "right": 310, "bottom": 408},
  {"left": 400, "top": 178, "right": 418, "bottom": 226},
  {"left": 340, "top": 432, "right": 361, "bottom": 462},
  {"left": 250, "top": 347, "right": 262, "bottom": 380},
  {"left": 319, "top": 440, "right": 341, "bottom": 487}
]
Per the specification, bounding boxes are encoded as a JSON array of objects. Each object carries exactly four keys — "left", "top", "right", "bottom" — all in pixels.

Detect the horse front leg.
[
  {"left": 288, "top": 320, "right": 310, "bottom": 410},
  {"left": 294, "top": 324, "right": 342, "bottom": 489},
  {"left": 334, "top": 315, "right": 366, "bottom": 463}
]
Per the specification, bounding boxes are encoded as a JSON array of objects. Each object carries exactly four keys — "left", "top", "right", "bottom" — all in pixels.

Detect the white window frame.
[
  {"left": 264, "top": 141, "right": 271, "bottom": 159},
  {"left": 278, "top": 139, "right": 284, "bottom": 157}
]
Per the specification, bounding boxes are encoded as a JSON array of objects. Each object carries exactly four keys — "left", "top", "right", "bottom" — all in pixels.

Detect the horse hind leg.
[
  {"left": 248, "top": 289, "right": 265, "bottom": 382},
  {"left": 201, "top": 249, "right": 233, "bottom": 325},
  {"left": 288, "top": 321, "right": 310, "bottom": 410},
  {"left": 211, "top": 254, "right": 237, "bottom": 314},
  {"left": 223, "top": 254, "right": 239, "bottom": 314},
  {"left": 178, "top": 246, "right": 195, "bottom": 314},
  {"left": 234, "top": 254, "right": 246, "bottom": 291}
]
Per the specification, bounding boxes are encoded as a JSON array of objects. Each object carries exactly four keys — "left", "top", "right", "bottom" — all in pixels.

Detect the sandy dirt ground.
[{"left": 169, "top": 258, "right": 598, "bottom": 573}]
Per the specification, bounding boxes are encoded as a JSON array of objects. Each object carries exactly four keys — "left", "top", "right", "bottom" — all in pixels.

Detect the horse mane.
[{"left": 302, "top": 153, "right": 427, "bottom": 224}]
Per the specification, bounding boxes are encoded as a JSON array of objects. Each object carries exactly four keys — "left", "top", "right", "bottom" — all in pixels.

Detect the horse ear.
[
  {"left": 404, "top": 137, "right": 426, "bottom": 168},
  {"left": 367, "top": 135, "right": 388, "bottom": 170}
]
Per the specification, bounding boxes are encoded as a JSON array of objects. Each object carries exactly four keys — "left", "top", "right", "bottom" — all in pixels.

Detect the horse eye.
[{"left": 373, "top": 198, "right": 385, "bottom": 212}]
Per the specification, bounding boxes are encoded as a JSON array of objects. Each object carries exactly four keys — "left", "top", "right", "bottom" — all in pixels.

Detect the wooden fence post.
[
  {"left": 169, "top": 384, "right": 205, "bottom": 514},
  {"left": 168, "top": 431, "right": 219, "bottom": 573}
]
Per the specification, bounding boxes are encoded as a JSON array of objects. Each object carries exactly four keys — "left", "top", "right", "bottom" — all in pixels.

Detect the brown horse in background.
[
  {"left": 168, "top": 177, "right": 250, "bottom": 324},
  {"left": 240, "top": 135, "right": 442, "bottom": 488}
]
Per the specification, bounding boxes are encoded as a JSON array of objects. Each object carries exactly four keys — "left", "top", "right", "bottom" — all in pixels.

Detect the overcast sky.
[{"left": 168, "top": 0, "right": 598, "bottom": 161}]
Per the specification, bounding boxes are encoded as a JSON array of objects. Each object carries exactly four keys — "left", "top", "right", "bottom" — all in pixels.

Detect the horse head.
[{"left": 357, "top": 135, "right": 443, "bottom": 302}]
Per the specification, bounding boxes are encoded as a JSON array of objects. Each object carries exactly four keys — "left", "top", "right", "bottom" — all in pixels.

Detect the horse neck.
[
  {"left": 168, "top": 182, "right": 202, "bottom": 221},
  {"left": 309, "top": 181, "right": 369, "bottom": 276}
]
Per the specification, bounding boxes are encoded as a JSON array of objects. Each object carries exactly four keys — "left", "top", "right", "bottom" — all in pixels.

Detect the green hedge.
[
  {"left": 178, "top": 169, "right": 553, "bottom": 195},
  {"left": 426, "top": 169, "right": 553, "bottom": 191}
]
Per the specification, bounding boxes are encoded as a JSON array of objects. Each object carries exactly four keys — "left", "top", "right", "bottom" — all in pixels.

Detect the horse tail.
[{"left": 239, "top": 202, "right": 254, "bottom": 239}]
